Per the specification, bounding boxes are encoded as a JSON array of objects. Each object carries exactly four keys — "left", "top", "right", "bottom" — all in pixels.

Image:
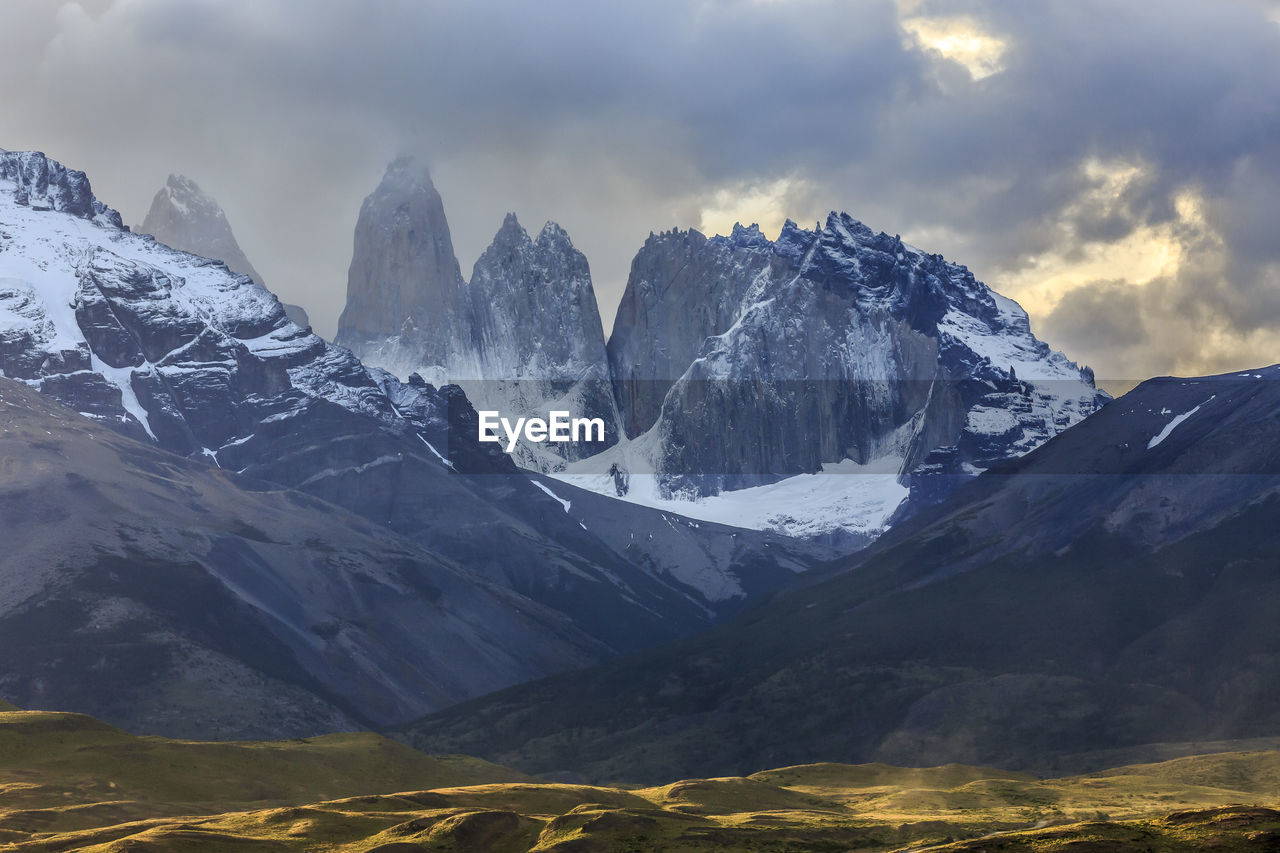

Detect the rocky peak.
[
  {"left": 536, "top": 220, "right": 574, "bottom": 248},
  {"left": 608, "top": 223, "right": 778, "bottom": 436},
  {"left": 158, "top": 174, "right": 223, "bottom": 219},
  {"left": 335, "top": 156, "right": 467, "bottom": 371},
  {"left": 599, "top": 209, "right": 1108, "bottom": 526},
  {"left": 0, "top": 150, "right": 122, "bottom": 227},
  {"left": 338, "top": 159, "right": 621, "bottom": 466},
  {"left": 726, "top": 222, "right": 770, "bottom": 249},
  {"left": 137, "top": 173, "right": 265, "bottom": 288},
  {"left": 487, "top": 211, "right": 534, "bottom": 254},
  {"left": 381, "top": 154, "right": 439, "bottom": 193},
  {"left": 468, "top": 213, "right": 616, "bottom": 422}
]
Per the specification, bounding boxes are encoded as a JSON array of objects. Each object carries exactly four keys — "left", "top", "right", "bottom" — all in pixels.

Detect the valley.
[{"left": 2, "top": 703, "right": 1278, "bottom": 852}]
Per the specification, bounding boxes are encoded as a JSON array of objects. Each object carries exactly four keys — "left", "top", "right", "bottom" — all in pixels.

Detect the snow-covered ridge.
[
  {"left": 0, "top": 150, "right": 123, "bottom": 228},
  {"left": 0, "top": 150, "right": 426, "bottom": 464}
]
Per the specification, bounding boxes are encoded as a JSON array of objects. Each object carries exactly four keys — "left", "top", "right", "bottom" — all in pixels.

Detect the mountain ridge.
[
  {"left": 0, "top": 148, "right": 827, "bottom": 734},
  {"left": 402, "top": 365, "right": 1280, "bottom": 783},
  {"left": 336, "top": 158, "right": 1107, "bottom": 544}
]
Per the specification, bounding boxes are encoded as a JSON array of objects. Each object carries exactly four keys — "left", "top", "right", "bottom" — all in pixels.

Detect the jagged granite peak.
[
  {"left": 139, "top": 173, "right": 263, "bottom": 283},
  {"left": 469, "top": 212, "right": 608, "bottom": 379},
  {"left": 335, "top": 155, "right": 467, "bottom": 367},
  {"left": 461, "top": 212, "right": 622, "bottom": 462},
  {"left": 136, "top": 173, "right": 312, "bottom": 327},
  {"left": 577, "top": 211, "right": 1108, "bottom": 538},
  {"left": 607, "top": 224, "right": 778, "bottom": 436},
  {"left": 338, "top": 160, "right": 621, "bottom": 466}
]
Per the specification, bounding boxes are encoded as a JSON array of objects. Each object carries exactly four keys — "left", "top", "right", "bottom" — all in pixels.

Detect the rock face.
[
  {"left": 464, "top": 214, "right": 620, "bottom": 462},
  {"left": 137, "top": 173, "right": 311, "bottom": 329},
  {"left": 336, "top": 158, "right": 621, "bottom": 466},
  {"left": 608, "top": 225, "right": 776, "bottom": 438},
  {"left": 598, "top": 216, "right": 1108, "bottom": 509},
  {"left": 336, "top": 156, "right": 469, "bottom": 371}
]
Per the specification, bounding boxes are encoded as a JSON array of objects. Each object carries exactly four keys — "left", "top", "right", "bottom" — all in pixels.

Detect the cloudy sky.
[{"left": 4, "top": 0, "right": 1279, "bottom": 383}]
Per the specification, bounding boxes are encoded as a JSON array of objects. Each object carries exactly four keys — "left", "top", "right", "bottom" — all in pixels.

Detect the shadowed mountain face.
[
  {"left": 0, "top": 377, "right": 612, "bottom": 738},
  {"left": 598, "top": 219, "right": 1107, "bottom": 502},
  {"left": 404, "top": 368, "right": 1280, "bottom": 783}
]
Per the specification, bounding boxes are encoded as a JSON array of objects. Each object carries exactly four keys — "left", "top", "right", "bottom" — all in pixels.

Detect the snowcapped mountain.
[
  {"left": 332, "top": 160, "right": 1104, "bottom": 544},
  {"left": 0, "top": 148, "right": 815, "bottom": 667},
  {"left": 557, "top": 215, "right": 1108, "bottom": 545},
  {"left": 0, "top": 150, "right": 394, "bottom": 457},
  {"left": 137, "top": 173, "right": 310, "bottom": 328},
  {"left": 336, "top": 157, "right": 621, "bottom": 467}
]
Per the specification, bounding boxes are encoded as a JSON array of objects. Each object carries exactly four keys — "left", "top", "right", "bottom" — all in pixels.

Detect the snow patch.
[
  {"left": 532, "top": 480, "right": 572, "bottom": 513},
  {"left": 1147, "top": 397, "right": 1214, "bottom": 449},
  {"left": 554, "top": 456, "right": 908, "bottom": 541}
]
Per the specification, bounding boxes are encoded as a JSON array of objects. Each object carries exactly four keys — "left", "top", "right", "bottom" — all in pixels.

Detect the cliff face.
[
  {"left": 337, "top": 159, "right": 621, "bottom": 466},
  {"left": 589, "top": 213, "right": 1107, "bottom": 520},
  {"left": 607, "top": 225, "right": 777, "bottom": 438},
  {"left": 334, "top": 158, "right": 1104, "bottom": 541},
  {"left": 464, "top": 214, "right": 621, "bottom": 461},
  {"left": 335, "top": 156, "right": 469, "bottom": 370}
]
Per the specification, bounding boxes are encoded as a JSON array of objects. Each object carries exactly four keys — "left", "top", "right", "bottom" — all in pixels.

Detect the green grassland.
[{"left": 2, "top": 703, "right": 1279, "bottom": 851}]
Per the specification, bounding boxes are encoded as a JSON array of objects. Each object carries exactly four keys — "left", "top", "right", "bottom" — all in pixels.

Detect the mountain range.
[
  {"left": 0, "top": 149, "right": 826, "bottom": 736},
  {"left": 4, "top": 145, "right": 1275, "bottom": 804},
  {"left": 337, "top": 157, "right": 1107, "bottom": 545}
]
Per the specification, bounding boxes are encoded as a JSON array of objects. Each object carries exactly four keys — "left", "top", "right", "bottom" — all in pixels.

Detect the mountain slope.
[
  {"left": 0, "top": 376, "right": 610, "bottom": 738},
  {"left": 404, "top": 367, "right": 1280, "bottom": 782}
]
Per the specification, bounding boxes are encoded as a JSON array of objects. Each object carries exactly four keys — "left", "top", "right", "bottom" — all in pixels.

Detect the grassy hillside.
[
  {"left": 0, "top": 707, "right": 528, "bottom": 844},
  {"left": 1, "top": 705, "right": 1278, "bottom": 851}
]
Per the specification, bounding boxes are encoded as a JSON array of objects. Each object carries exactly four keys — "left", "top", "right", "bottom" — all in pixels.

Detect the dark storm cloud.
[{"left": 3, "top": 0, "right": 1279, "bottom": 382}]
